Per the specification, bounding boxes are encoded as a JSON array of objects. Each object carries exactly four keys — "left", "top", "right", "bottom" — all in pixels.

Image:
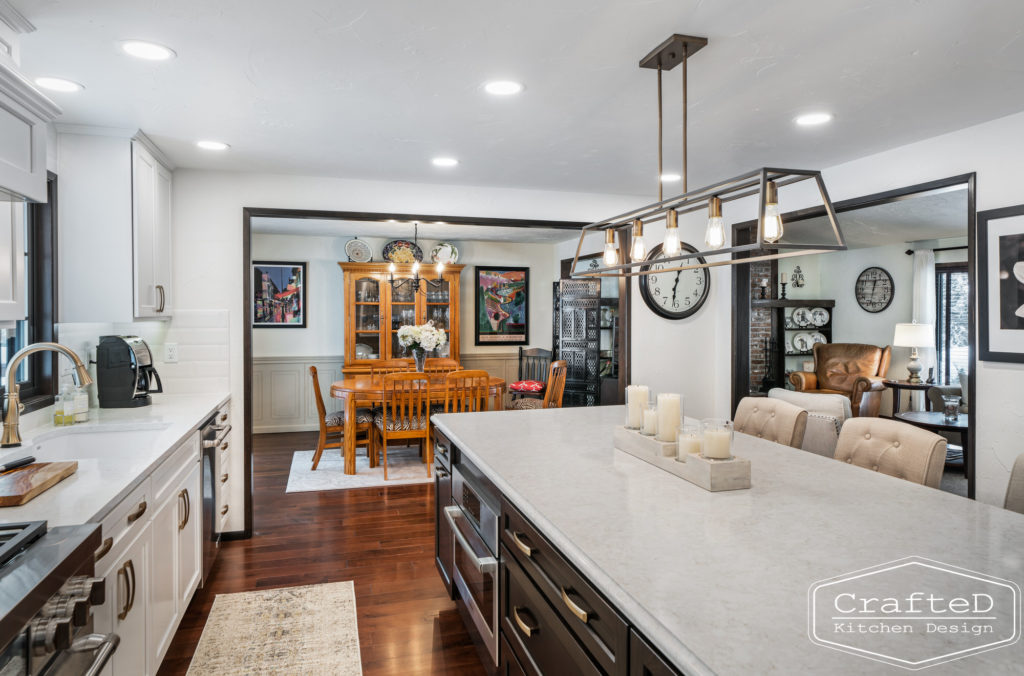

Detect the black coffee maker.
[{"left": 96, "top": 336, "right": 163, "bottom": 408}]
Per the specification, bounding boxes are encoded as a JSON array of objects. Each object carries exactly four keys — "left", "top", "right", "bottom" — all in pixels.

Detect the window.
[
  {"left": 935, "top": 262, "right": 969, "bottom": 385},
  {"left": 0, "top": 173, "right": 58, "bottom": 411}
]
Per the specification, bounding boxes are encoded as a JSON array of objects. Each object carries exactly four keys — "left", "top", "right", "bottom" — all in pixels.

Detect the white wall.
[{"left": 251, "top": 232, "right": 559, "bottom": 358}]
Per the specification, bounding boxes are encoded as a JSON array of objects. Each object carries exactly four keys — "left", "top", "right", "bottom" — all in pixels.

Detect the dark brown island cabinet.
[{"left": 433, "top": 428, "right": 685, "bottom": 676}]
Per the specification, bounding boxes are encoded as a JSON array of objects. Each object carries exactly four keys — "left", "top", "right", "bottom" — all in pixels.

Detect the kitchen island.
[{"left": 430, "top": 406, "right": 1024, "bottom": 675}]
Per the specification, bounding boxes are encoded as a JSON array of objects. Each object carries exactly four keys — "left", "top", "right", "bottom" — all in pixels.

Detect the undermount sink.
[{"left": 24, "top": 423, "right": 172, "bottom": 461}]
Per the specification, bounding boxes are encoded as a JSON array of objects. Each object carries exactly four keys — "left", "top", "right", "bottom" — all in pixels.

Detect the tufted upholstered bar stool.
[
  {"left": 1005, "top": 453, "right": 1024, "bottom": 514},
  {"left": 733, "top": 397, "right": 808, "bottom": 449},
  {"left": 834, "top": 417, "right": 946, "bottom": 488}
]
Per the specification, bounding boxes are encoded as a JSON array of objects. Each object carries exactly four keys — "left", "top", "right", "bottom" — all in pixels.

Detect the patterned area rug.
[
  {"left": 285, "top": 447, "right": 432, "bottom": 493},
  {"left": 186, "top": 581, "right": 362, "bottom": 675}
]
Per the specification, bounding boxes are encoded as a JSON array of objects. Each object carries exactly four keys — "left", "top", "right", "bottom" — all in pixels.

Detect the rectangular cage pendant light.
[{"left": 571, "top": 35, "right": 846, "bottom": 279}]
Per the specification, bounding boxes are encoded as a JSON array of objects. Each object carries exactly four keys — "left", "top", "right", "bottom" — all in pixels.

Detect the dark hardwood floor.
[{"left": 159, "top": 431, "right": 486, "bottom": 675}]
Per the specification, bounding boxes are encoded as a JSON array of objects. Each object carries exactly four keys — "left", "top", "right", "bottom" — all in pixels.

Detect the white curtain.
[{"left": 912, "top": 250, "right": 937, "bottom": 380}]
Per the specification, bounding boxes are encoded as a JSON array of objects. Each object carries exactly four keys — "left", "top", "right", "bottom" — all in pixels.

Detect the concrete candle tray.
[{"left": 613, "top": 426, "right": 751, "bottom": 492}]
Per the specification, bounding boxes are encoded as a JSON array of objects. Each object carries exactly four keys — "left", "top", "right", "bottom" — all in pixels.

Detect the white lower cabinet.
[{"left": 92, "top": 431, "right": 203, "bottom": 675}]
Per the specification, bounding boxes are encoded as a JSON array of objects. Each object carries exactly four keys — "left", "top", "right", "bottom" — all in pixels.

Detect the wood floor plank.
[{"left": 157, "top": 431, "right": 485, "bottom": 676}]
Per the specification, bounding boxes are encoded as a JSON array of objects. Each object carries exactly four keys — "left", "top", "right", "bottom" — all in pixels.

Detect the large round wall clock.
[
  {"left": 854, "top": 266, "right": 895, "bottom": 313},
  {"left": 638, "top": 243, "right": 710, "bottom": 319}
]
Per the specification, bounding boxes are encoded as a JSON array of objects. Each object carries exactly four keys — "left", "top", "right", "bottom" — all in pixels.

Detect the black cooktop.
[{"left": 0, "top": 521, "right": 46, "bottom": 568}]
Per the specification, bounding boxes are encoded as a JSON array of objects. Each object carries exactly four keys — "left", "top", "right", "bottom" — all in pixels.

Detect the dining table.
[{"left": 330, "top": 374, "right": 507, "bottom": 474}]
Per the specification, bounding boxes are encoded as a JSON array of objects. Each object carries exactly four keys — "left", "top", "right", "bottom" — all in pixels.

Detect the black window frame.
[
  {"left": 935, "top": 260, "right": 969, "bottom": 386},
  {"left": 0, "top": 172, "right": 58, "bottom": 413}
]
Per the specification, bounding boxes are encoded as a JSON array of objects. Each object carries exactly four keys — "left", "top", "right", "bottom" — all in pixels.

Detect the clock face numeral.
[{"left": 639, "top": 244, "right": 711, "bottom": 319}]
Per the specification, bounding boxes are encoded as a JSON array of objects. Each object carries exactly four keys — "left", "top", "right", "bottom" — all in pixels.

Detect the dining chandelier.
[
  {"left": 387, "top": 222, "right": 446, "bottom": 293},
  {"left": 571, "top": 34, "right": 847, "bottom": 279}
]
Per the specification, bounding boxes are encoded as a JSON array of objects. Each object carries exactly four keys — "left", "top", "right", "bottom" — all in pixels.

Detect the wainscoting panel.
[{"left": 252, "top": 353, "right": 519, "bottom": 434}]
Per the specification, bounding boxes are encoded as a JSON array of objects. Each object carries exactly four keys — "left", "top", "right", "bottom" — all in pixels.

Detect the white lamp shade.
[{"left": 893, "top": 322, "right": 935, "bottom": 348}]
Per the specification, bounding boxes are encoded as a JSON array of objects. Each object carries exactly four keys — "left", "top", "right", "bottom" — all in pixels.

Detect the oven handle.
[
  {"left": 443, "top": 505, "right": 497, "bottom": 575},
  {"left": 69, "top": 632, "right": 120, "bottom": 676}
]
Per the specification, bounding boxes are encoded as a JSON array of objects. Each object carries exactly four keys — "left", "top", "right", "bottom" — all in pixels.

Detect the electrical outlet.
[{"left": 164, "top": 342, "right": 179, "bottom": 363}]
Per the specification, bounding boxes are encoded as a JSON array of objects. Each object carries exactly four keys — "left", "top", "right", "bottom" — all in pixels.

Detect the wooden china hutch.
[{"left": 339, "top": 262, "right": 464, "bottom": 375}]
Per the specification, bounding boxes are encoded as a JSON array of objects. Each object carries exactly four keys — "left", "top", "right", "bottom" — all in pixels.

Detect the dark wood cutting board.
[{"left": 0, "top": 461, "right": 78, "bottom": 506}]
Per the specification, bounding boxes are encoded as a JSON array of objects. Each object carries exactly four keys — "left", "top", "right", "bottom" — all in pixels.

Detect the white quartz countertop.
[
  {"left": 431, "top": 406, "right": 1024, "bottom": 675},
  {"left": 0, "top": 393, "right": 229, "bottom": 527}
]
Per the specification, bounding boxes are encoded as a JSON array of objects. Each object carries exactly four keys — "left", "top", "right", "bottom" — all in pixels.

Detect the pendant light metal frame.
[{"left": 570, "top": 34, "right": 846, "bottom": 279}]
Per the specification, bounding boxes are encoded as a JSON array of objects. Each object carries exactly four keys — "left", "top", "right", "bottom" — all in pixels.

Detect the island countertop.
[{"left": 430, "top": 406, "right": 1024, "bottom": 675}]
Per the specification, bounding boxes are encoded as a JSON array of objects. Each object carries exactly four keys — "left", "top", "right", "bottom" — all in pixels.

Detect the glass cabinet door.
[
  {"left": 389, "top": 277, "right": 417, "bottom": 359},
  {"left": 352, "top": 277, "right": 382, "bottom": 360},
  {"left": 424, "top": 279, "right": 451, "bottom": 357}
]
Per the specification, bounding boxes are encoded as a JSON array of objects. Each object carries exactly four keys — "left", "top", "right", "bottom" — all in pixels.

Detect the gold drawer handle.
[
  {"left": 511, "top": 531, "right": 534, "bottom": 558},
  {"left": 220, "top": 505, "right": 229, "bottom": 516},
  {"left": 220, "top": 442, "right": 229, "bottom": 451},
  {"left": 94, "top": 537, "right": 113, "bottom": 562},
  {"left": 560, "top": 587, "right": 590, "bottom": 623},
  {"left": 512, "top": 606, "right": 538, "bottom": 638},
  {"left": 219, "top": 413, "right": 228, "bottom": 422},
  {"left": 220, "top": 473, "right": 229, "bottom": 483},
  {"left": 126, "top": 501, "right": 147, "bottom": 524}
]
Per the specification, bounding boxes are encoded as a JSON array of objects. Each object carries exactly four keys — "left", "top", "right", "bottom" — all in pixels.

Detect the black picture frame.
[
  {"left": 252, "top": 261, "right": 307, "bottom": 328},
  {"left": 978, "top": 204, "right": 1024, "bottom": 363},
  {"left": 474, "top": 266, "right": 529, "bottom": 345}
]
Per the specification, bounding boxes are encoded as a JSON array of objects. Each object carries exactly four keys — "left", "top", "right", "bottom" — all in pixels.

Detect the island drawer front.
[
  {"left": 502, "top": 498, "right": 628, "bottom": 675},
  {"left": 433, "top": 428, "right": 454, "bottom": 471},
  {"left": 500, "top": 634, "right": 527, "bottom": 676},
  {"left": 501, "top": 547, "right": 601, "bottom": 676},
  {"left": 96, "top": 477, "right": 151, "bottom": 564},
  {"left": 629, "top": 630, "right": 682, "bottom": 676}
]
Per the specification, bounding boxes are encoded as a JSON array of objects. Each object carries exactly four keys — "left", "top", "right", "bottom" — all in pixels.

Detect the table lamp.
[{"left": 893, "top": 322, "right": 935, "bottom": 383}]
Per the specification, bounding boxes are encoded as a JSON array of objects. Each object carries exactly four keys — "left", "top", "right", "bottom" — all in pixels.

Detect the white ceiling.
[
  {"left": 251, "top": 216, "right": 579, "bottom": 243},
  {"left": 15, "top": 1, "right": 1024, "bottom": 195}
]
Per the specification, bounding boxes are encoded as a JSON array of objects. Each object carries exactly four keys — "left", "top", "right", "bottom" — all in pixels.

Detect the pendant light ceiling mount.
[{"left": 572, "top": 34, "right": 846, "bottom": 279}]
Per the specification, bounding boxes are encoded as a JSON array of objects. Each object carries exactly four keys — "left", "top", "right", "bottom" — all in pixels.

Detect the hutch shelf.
[{"left": 339, "top": 262, "right": 464, "bottom": 376}]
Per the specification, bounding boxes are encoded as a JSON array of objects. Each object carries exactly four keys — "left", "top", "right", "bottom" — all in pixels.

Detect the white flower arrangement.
[{"left": 397, "top": 320, "right": 447, "bottom": 352}]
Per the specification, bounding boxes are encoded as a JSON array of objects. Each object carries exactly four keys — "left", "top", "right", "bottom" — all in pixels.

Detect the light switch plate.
[{"left": 164, "top": 342, "right": 179, "bottom": 363}]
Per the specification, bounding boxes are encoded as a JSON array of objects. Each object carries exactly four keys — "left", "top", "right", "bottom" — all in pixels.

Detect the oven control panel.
[{"left": 27, "top": 575, "right": 104, "bottom": 673}]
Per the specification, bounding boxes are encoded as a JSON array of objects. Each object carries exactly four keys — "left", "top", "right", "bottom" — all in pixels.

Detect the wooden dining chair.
[
  {"left": 374, "top": 372, "right": 433, "bottom": 479},
  {"left": 309, "top": 366, "right": 374, "bottom": 470},
  {"left": 424, "top": 357, "right": 461, "bottom": 375},
  {"left": 509, "top": 360, "right": 567, "bottom": 410},
  {"left": 371, "top": 358, "right": 414, "bottom": 376},
  {"left": 509, "top": 347, "right": 552, "bottom": 400},
  {"left": 443, "top": 370, "right": 491, "bottom": 413}
]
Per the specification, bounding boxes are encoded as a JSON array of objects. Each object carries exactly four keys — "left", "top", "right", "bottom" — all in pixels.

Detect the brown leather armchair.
[{"left": 789, "top": 343, "right": 892, "bottom": 417}]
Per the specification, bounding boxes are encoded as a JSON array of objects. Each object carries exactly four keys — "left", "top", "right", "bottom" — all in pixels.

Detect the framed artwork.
[
  {"left": 978, "top": 205, "right": 1024, "bottom": 362},
  {"left": 253, "top": 261, "right": 307, "bottom": 328},
  {"left": 474, "top": 266, "right": 529, "bottom": 345}
]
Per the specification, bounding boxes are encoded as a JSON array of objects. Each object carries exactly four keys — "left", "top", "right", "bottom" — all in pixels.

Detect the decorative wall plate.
[
  {"left": 354, "top": 343, "right": 375, "bottom": 359},
  {"left": 431, "top": 241, "right": 460, "bottom": 264},
  {"left": 810, "top": 307, "right": 830, "bottom": 326},
  {"left": 382, "top": 239, "right": 423, "bottom": 263},
  {"left": 810, "top": 332, "right": 828, "bottom": 345},
  {"left": 792, "top": 307, "right": 813, "bottom": 327},
  {"left": 792, "top": 332, "right": 813, "bottom": 353},
  {"left": 345, "top": 238, "right": 372, "bottom": 262}
]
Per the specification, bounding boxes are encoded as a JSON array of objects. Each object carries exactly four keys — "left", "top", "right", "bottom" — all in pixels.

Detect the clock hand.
[{"left": 671, "top": 271, "right": 681, "bottom": 303}]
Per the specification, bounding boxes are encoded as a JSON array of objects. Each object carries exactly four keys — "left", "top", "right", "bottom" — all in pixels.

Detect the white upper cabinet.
[
  {"left": 58, "top": 129, "right": 173, "bottom": 322},
  {"left": 0, "top": 63, "right": 59, "bottom": 203},
  {"left": 0, "top": 200, "right": 24, "bottom": 322}
]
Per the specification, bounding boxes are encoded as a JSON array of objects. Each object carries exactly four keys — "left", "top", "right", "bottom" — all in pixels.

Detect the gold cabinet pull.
[
  {"left": 155, "top": 284, "right": 166, "bottom": 313},
  {"left": 512, "top": 606, "right": 538, "bottom": 637},
  {"left": 560, "top": 587, "right": 590, "bottom": 623},
  {"left": 117, "top": 559, "right": 135, "bottom": 621},
  {"left": 219, "top": 413, "right": 228, "bottom": 422},
  {"left": 220, "top": 505, "right": 229, "bottom": 516},
  {"left": 126, "top": 501, "right": 147, "bottom": 524},
  {"left": 220, "top": 473, "right": 229, "bottom": 483},
  {"left": 220, "top": 441, "right": 229, "bottom": 451},
  {"left": 511, "top": 531, "right": 534, "bottom": 558},
  {"left": 94, "top": 537, "right": 113, "bottom": 563}
]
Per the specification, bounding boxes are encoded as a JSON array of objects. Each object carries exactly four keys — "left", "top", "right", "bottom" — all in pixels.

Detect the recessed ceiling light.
[
  {"left": 121, "top": 40, "right": 176, "bottom": 61},
  {"left": 660, "top": 173, "right": 681, "bottom": 182},
  {"left": 484, "top": 80, "right": 524, "bottom": 96},
  {"left": 794, "top": 112, "right": 833, "bottom": 127},
  {"left": 196, "top": 140, "right": 229, "bottom": 151},
  {"left": 34, "top": 77, "right": 84, "bottom": 92},
  {"left": 432, "top": 157, "right": 459, "bottom": 168}
]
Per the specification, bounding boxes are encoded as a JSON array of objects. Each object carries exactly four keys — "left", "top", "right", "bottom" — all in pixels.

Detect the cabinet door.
[
  {"left": 152, "top": 162, "right": 172, "bottom": 317},
  {"left": 132, "top": 141, "right": 158, "bottom": 318},
  {"left": 102, "top": 528, "right": 151, "bottom": 676},
  {"left": 348, "top": 273, "right": 384, "bottom": 364},
  {"left": 177, "top": 461, "right": 203, "bottom": 607},
  {"left": 386, "top": 274, "right": 417, "bottom": 359},
  {"left": 148, "top": 490, "right": 180, "bottom": 673},
  {"left": 0, "top": 201, "right": 24, "bottom": 322}
]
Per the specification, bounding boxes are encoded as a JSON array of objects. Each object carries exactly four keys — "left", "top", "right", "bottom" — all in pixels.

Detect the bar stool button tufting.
[
  {"left": 894, "top": 441, "right": 900, "bottom": 447},
  {"left": 846, "top": 458, "right": 853, "bottom": 463},
  {"left": 865, "top": 433, "right": 871, "bottom": 440},
  {"left": 872, "top": 465, "right": 879, "bottom": 470}
]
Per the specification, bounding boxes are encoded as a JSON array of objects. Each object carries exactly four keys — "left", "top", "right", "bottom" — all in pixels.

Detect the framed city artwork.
[
  {"left": 978, "top": 205, "right": 1024, "bottom": 363},
  {"left": 253, "top": 261, "right": 307, "bottom": 328},
  {"left": 475, "top": 266, "right": 529, "bottom": 345}
]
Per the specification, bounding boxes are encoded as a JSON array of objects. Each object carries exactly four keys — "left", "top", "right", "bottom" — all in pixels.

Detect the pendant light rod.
[
  {"left": 657, "top": 65, "right": 663, "bottom": 202},
  {"left": 682, "top": 49, "right": 687, "bottom": 194}
]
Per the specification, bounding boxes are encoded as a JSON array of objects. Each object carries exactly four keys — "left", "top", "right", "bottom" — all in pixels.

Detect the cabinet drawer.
[
  {"left": 432, "top": 427, "right": 453, "bottom": 471},
  {"left": 502, "top": 498, "right": 628, "bottom": 675},
  {"left": 502, "top": 547, "right": 601, "bottom": 676},
  {"left": 95, "top": 478, "right": 151, "bottom": 568},
  {"left": 151, "top": 431, "right": 200, "bottom": 504},
  {"left": 499, "top": 634, "right": 526, "bottom": 676},
  {"left": 629, "top": 630, "right": 682, "bottom": 676}
]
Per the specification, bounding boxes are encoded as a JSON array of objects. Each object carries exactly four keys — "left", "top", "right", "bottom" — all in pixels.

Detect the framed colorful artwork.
[
  {"left": 979, "top": 205, "right": 1024, "bottom": 362},
  {"left": 474, "top": 266, "right": 529, "bottom": 345},
  {"left": 253, "top": 261, "right": 307, "bottom": 328}
]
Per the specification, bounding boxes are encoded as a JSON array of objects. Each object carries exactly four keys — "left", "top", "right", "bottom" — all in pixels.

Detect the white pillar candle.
[
  {"left": 656, "top": 393, "right": 682, "bottom": 442},
  {"left": 677, "top": 436, "right": 702, "bottom": 460},
  {"left": 626, "top": 385, "right": 648, "bottom": 429},
  {"left": 703, "top": 430, "right": 733, "bottom": 459},
  {"left": 641, "top": 407, "right": 658, "bottom": 436}
]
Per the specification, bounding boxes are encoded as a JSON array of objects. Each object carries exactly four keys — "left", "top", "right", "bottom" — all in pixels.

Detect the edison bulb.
[
  {"left": 704, "top": 216, "right": 726, "bottom": 249},
  {"left": 762, "top": 203, "right": 783, "bottom": 243},
  {"left": 412, "top": 260, "right": 421, "bottom": 274},
  {"left": 603, "top": 242, "right": 619, "bottom": 266},
  {"left": 631, "top": 234, "right": 647, "bottom": 261},
  {"left": 388, "top": 262, "right": 396, "bottom": 274},
  {"left": 663, "top": 227, "right": 681, "bottom": 256}
]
